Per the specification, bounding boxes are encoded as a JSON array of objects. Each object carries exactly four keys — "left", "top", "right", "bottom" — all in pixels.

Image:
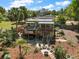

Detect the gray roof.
[
  {"left": 27, "top": 18, "right": 53, "bottom": 22},
  {"left": 27, "top": 16, "right": 53, "bottom": 22},
  {"left": 36, "top": 16, "right": 53, "bottom": 19},
  {"left": 38, "top": 22, "right": 54, "bottom": 24}
]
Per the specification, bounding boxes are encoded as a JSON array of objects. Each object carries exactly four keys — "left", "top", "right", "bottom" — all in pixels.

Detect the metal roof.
[
  {"left": 38, "top": 22, "right": 54, "bottom": 24},
  {"left": 27, "top": 18, "right": 53, "bottom": 22},
  {"left": 27, "top": 16, "right": 53, "bottom": 22}
]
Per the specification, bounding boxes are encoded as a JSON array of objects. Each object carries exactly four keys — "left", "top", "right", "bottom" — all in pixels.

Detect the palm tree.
[{"left": 16, "top": 38, "right": 29, "bottom": 59}]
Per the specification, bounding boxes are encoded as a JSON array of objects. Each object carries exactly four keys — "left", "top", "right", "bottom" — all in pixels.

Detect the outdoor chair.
[{"left": 44, "top": 51, "right": 48, "bottom": 57}]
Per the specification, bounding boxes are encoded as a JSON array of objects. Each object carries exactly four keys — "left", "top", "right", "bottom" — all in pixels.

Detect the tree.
[
  {"left": 52, "top": 10, "right": 57, "bottom": 15},
  {"left": 27, "top": 10, "right": 37, "bottom": 17},
  {"left": 0, "top": 6, "right": 6, "bottom": 14},
  {"left": 0, "top": 13, "right": 8, "bottom": 21},
  {"left": 55, "top": 8, "right": 66, "bottom": 23},
  {"left": 8, "top": 6, "right": 28, "bottom": 30},
  {"left": 65, "top": 0, "right": 79, "bottom": 31},
  {"left": 65, "top": 0, "right": 79, "bottom": 21},
  {"left": 8, "top": 8, "right": 19, "bottom": 21},
  {"left": 0, "top": 7, "right": 8, "bottom": 21},
  {"left": 16, "top": 38, "right": 29, "bottom": 59},
  {"left": 19, "top": 6, "right": 28, "bottom": 21},
  {"left": 8, "top": 7, "right": 20, "bottom": 30},
  {"left": 8, "top": 6, "right": 28, "bottom": 21}
]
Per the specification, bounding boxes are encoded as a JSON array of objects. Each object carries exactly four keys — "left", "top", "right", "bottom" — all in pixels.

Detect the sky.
[{"left": 0, "top": 0, "right": 72, "bottom": 10}]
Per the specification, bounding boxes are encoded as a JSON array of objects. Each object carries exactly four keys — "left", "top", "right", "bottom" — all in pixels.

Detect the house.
[{"left": 19, "top": 16, "right": 55, "bottom": 44}]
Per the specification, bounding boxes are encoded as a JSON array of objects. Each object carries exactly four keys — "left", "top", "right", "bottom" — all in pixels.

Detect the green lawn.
[{"left": 0, "top": 21, "right": 16, "bottom": 30}]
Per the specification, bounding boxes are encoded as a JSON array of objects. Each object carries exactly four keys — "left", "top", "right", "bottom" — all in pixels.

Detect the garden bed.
[
  {"left": 0, "top": 47, "right": 51, "bottom": 59},
  {"left": 55, "top": 42, "right": 79, "bottom": 59}
]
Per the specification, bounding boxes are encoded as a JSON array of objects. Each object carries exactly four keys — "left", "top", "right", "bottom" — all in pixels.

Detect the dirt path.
[
  {"left": 7, "top": 48, "right": 51, "bottom": 59},
  {"left": 63, "top": 29, "right": 79, "bottom": 44}
]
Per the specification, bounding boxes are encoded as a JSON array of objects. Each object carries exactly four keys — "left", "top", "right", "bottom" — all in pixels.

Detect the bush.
[
  {"left": 58, "top": 30, "right": 64, "bottom": 36},
  {"left": 0, "top": 29, "right": 18, "bottom": 47},
  {"left": 2, "top": 51, "right": 11, "bottom": 59},
  {"left": 55, "top": 46, "right": 67, "bottom": 59}
]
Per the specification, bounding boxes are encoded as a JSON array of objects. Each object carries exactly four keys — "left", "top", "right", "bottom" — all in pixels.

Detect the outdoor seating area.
[{"left": 36, "top": 43, "right": 55, "bottom": 59}]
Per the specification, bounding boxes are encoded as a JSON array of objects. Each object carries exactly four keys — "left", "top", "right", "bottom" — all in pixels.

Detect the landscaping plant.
[
  {"left": 55, "top": 46, "right": 67, "bottom": 59},
  {"left": 16, "top": 38, "right": 30, "bottom": 59}
]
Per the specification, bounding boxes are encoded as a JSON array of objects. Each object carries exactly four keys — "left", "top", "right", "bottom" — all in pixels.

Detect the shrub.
[
  {"left": 55, "top": 46, "right": 67, "bottom": 59},
  {"left": 2, "top": 51, "right": 11, "bottom": 59},
  {"left": 59, "top": 30, "right": 64, "bottom": 36},
  {"left": 0, "top": 29, "right": 18, "bottom": 47}
]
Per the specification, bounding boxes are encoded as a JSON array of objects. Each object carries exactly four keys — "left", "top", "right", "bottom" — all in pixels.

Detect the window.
[{"left": 27, "top": 23, "right": 37, "bottom": 30}]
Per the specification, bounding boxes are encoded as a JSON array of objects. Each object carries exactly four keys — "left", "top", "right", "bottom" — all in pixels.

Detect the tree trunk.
[
  {"left": 19, "top": 45, "right": 23, "bottom": 59},
  {"left": 16, "top": 20, "right": 18, "bottom": 31},
  {"left": 78, "top": 21, "right": 79, "bottom": 32}
]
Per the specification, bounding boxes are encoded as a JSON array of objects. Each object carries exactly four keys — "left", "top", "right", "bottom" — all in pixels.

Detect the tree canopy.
[{"left": 65, "top": 0, "right": 79, "bottom": 21}]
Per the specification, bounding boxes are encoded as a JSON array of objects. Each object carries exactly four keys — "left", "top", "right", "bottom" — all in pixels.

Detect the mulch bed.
[
  {"left": 0, "top": 47, "right": 51, "bottom": 59},
  {"left": 55, "top": 42, "right": 79, "bottom": 59}
]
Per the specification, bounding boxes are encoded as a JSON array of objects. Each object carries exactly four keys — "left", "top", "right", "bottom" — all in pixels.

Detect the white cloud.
[
  {"left": 38, "top": 0, "right": 42, "bottom": 3},
  {"left": 56, "top": 1, "right": 71, "bottom": 6},
  {"left": 10, "top": 0, "right": 33, "bottom": 8},
  {"left": 43, "top": 4, "right": 54, "bottom": 9}
]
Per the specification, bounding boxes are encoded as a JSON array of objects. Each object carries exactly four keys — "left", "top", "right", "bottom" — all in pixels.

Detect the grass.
[{"left": 0, "top": 21, "right": 16, "bottom": 30}]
